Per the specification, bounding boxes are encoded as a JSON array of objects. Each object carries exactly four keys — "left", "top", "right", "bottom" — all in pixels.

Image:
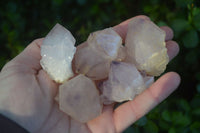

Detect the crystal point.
[
  {"left": 40, "top": 23, "right": 76, "bottom": 83},
  {"left": 125, "top": 17, "right": 169, "bottom": 76},
  {"left": 59, "top": 74, "right": 102, "bottom": 123},
  {"left": 101, "top": 62, "right": 146, "bottom": 103},
  {"left": 74, "top": 28, "right": 122, "bottom": 80}
]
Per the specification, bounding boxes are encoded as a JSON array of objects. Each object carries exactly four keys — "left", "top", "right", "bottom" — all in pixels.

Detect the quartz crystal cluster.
[
  {"left": 40, "top": 17, "right": 169, "bottom": 123},
  {"left": 125, "top": 18, "right": 169, "bottom": 76},
  {"left": 40, "top": 24, "right": 76, "bottom": 83}
]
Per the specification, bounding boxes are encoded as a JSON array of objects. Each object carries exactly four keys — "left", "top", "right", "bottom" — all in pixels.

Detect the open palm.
[{"left": 0, "top": 16, "right": 180, "bottom": 133}]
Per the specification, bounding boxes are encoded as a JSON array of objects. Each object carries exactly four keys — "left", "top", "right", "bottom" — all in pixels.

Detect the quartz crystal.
[
  {"left": 125, "top": 17, "right": 169, "bottom": 76},
  {"left": 74, "top": 28, "right": 122, "bottom": 80},
  {"left": 40, "top": 23, "right": 76, "bottom": 83},
  {"left": 143, "top": 76, "right": 154, "bottom": 89},
  {"left": 59, "top": 74, "right": 102, "bottom": 123},
  {"left": 101, "top": 61, "right": 146, "bottom": 103}
]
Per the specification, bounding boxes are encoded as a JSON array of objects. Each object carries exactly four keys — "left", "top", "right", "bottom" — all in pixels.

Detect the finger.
[
  {"left": 37, "top": 69, "right": 59, "bottom": 99},
  {"left": 160, "top": 26, "right": 174, "bottom": 41},
  {"left": 113, "top": 72, "right": 180, "bottom": 132},
  {"left": 87, "top": 105, "right": 116, "bottom": 133},
  {"left": 166, "top": 41, "right": 179, "bottom": 61},
  {"left": 3, "top": 38, "right": 44, "bottom": 72}
]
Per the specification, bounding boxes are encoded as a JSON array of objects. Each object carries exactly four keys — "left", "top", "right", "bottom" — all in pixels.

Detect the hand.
[{"left": 0, "top": 15, "right": 180, "bottom": 133}]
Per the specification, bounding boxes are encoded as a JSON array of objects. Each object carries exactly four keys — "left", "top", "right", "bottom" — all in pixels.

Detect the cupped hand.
[{"left": 0, "top": 15, "right": 180, "bottom": 133}]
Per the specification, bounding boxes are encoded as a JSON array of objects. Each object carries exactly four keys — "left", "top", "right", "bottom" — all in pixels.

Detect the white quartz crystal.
[
  {"left": 125, "top": 17, "right": 169, "bottom": 76},
  {"left": 101, "top": 61, "right": 146, "bottom": 103},
  {"left": 59, "top": 74, "right": 102, "bottom": 123},
  {"left": 40, "top": 23, "right": 76, "bottom": 83},
  {"left": 74, "top": 28, "right": 122, "bottom": 80}
]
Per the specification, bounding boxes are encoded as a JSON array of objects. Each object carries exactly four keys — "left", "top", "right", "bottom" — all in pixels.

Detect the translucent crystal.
[
  {"left": 101, "top": 61, "right": 146, "bottom": 103},
  {"left": 74, "top": 28, "right": 122, "bottom": 80},
  {"left": 59, "top": 74, "right": 102, "bottom": 123},
  {"left": 143, "top": 75, "right": 154, "bottom": 89},
  {"left": 87, "top": 28, "right": 122, "bottom": 59},
  {"left": 40, "top": 23, "right": 76, "bottom": 83},
  {"left": 125, "top": 17, "right": 169, "bottom": 76}
]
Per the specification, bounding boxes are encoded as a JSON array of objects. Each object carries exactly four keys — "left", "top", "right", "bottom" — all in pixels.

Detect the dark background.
[{"left": 0, "top": 0, "right": 200, "bottom": 132}]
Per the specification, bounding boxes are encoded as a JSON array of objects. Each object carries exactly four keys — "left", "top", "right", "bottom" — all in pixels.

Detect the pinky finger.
[{"left": 113, "top": 72, "right": 180, "bottom": 132}]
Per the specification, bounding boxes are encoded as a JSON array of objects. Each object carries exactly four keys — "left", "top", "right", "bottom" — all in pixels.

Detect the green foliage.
[{"left": 0, "top": 0, "right": 200, "bottom": 132}]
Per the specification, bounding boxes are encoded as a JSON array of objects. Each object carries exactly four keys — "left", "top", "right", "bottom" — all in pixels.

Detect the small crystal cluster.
[{"left": 40, "top": 17, "right": 169, "bottom": 123}]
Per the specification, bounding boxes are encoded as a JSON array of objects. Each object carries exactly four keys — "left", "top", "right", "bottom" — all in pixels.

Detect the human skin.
[{"left": 0, "top": 15, "right": 180, "bottom": 133}]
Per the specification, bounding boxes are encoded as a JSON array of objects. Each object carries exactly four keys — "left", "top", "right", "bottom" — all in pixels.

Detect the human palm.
[{"left": 0, "top": 16, "right": 180, "bottom": 133}]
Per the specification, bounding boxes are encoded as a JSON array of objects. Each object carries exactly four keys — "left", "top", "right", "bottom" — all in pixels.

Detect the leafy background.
[{"left": 0, "top": 0, "right": 200, "bottom": 132}]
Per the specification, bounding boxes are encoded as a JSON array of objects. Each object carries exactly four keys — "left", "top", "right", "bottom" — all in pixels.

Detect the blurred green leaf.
[
  {"left": 192, "top": 108, "right": 200, "bottom": 115},
  {"left": 157, "top": 21, "right": 168, "bottom": 27},
  {"left": 193, "top": 13, "right": 200, "bottom": 30},
  {"left": 169, "top": 127, "right": 176, "bottom": 133},
  {"left": 191, "top": 96, "right": 200, "bottom": 108},
  {"left": 175, "top": 0, "right": 193, "bottom": 7},
  {"left": 185, "top": 50, "right": 198, "bottom": 64},
  {"left": 135, "top": 116, "right": 147, "bottom": 126},
  {"left": 190, "top": 121, "right": 200, "bottom": 129},
  {"left": 123, "top": 127, "right": 136, "bottom": 133},
  {"left": 179, "top": 99, "right": 191, "bottom": 112},
  {"left": 161, "top": 110, "right": 171, "bottom": 122},
  {"left": 171, "top": 19, "right": 189, "bottom": 37},
  {"left": 172, "top": 111, "right": 191, "bottom": 126},
  {"left": 182, "top": 30, "right": 199, "bottom": 48},
  {"left": 144, "top": 120, "right": 159, "bottom": 133}
]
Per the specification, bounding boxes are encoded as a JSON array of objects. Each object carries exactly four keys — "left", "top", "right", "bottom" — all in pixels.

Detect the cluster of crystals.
[
  {"left": 40, "top": 17, "right": 169, "bottom": 123},
  {"left": 74, "top": 28, "right": 123, "bottom": 80}
]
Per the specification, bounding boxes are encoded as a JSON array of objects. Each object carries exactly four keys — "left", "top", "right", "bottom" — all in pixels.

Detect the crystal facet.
[
  {"left": 125, "top": 17, "right": 169, "bottom": 76},
  {"left": 59, "top": 74, "right": 102, "bottom": 123},
  {"left": 40, "top": 23, "right": 76, "bottom": 83},
  {"left": 101, "top": 61, "right": 146, "bottom": 103},
  {"left": 74, "top": 28, "right": 122, "bottom": 80}
]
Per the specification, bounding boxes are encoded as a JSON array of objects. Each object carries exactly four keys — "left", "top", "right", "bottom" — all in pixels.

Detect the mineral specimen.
[
  {"left": 40, "top": 23, "right": 76, "bottom": 83},
  {"left": 125, "top": 17, "right": 169, "bottom": 76},
  {"left": 59, "top": 74, "right": 102, "bottom": 123},
  {"left": 101, "top": 61, "right": 146, "bottom": 103},
  {"left": 40, "top": 17, "right": 170, "bottom": 123},
  {"left": 74, "top": 28, "right": 122, "bottom": 80}
]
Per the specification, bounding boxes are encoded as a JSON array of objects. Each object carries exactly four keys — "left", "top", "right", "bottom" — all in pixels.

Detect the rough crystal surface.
[
  {"left": 59, "top": 74, "right": 102, "bottom": 123},
  {"left": 74, "top": 28, "right": 122, "bottom": 80},
  {"left": 87, "top": 28, "right": 122, "bottom": 59},
  {"left": 40, "top": 23, "right": 76, "bottom": 83},
  {"left": 101, "top": 61, "right": 146, "bottom": 103},
  {"left": 125, "top": 17, "right": 169, "bottom": 76}
]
